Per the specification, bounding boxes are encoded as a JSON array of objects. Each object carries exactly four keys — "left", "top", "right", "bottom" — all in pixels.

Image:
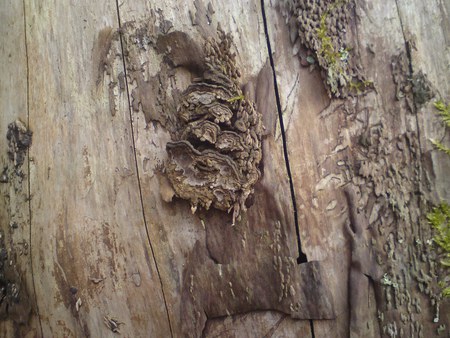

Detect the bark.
[{"left": 0, "top": 0, "right": 448, "bottom": 337}]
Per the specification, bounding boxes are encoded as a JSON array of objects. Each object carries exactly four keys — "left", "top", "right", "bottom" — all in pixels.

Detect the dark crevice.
[
  {"left": 22, "top": 1, "right": 44, "bottom": 336},
  {"left": 309, "top": 319, "right": 316, "bottom": 338},
  {"left": 114, "top": 1, "right": 174, "bottom": 337},
  {"left": 260, "top": 0, "right": 308, "bottom": 264}
]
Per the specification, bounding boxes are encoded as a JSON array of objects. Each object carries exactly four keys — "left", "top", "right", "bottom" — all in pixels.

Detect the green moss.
[
  {"left": 316, "top": 12, "right": 339, "bottom": 66},
  {"left": 316, "top": 10, "right": 350, "bottom": 95},
  {"left": 226, "top": 94, "right": 244, "bottom": 103},
  {"left": 349, "top": 79, "right": 374, "bottom": 94},
  {"left": 427, "top": 100, "right": 450, "bottom": 298},
  {"left": 315, "top": 1, "right": 371, "bottom": 96},
  {"left": 427, "top": 203, "right": 450, "bottom": 297},
  {"left": 443, "top": 286, "right": 450, "bottom": 298},
  {"left": 434, "top": 100, "right": 450, "bottom": 128},
  {"left": 428, "top": 203, "right": 450, "bottom": 257},
  {"left": 430, "top": 100, "right": 450, "bottom": 154},
  {"left": 431, "top": 139, "right": 450, "bottom": 156}
]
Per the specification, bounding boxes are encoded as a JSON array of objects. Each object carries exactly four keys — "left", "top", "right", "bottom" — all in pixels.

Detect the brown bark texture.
[{"left": 0, "top": 0, "right": 449, "bottom": 337}]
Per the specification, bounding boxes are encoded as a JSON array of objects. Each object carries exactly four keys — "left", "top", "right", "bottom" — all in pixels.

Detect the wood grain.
[
  {"left": 23, "top": 1, "right": 170, "bottom": 337},
  {"left": 0, "top": 0, "right": 448, "bottom": 337},
  {"left": 0, "top": 1, "right": 39, "bottom": 337}
]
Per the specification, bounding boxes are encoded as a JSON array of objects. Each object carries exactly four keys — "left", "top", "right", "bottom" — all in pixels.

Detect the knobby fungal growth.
[
  {"left": 0, "top": 229, "right": 30, "bottom": 323},
  {"left": 165, "top": 30, "right": 263, "bottom": 224},
  {"left": 7, "top": 120, "right": 32, "bottom": 169},
  {"left": 1, "top": 120, "right": 32, "bottom": 323},
  {"left": 278, "top": 0, "right": 371, "bottom": 97}
]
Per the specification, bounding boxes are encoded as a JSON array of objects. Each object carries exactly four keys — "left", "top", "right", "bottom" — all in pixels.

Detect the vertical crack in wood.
[
  {"left": 114, "top": 1, "right": 173, "bottom": 337},
  {"left": 22, "top": 1, "right": 44, "bottom": 336},
  {"left": 260, "top": 0, "right": 308, "bottom": 265},
  {"left": 309, "top": 318, "right": 316, "bottom": 338}
]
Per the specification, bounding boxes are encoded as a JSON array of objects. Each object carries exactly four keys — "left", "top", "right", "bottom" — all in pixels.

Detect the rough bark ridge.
[{"left": 0, "top": 0, "right": 449, "bottom": 337}]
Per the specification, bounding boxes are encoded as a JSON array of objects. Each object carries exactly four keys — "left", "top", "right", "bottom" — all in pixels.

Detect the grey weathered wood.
[
  {"left": 396, "top": 0, "right": 450, "bottom": 201},
  {"left": 1, "top": 0, "right": 449, "bottom": 337},
  {"left": 0, "top": 1, "right": 39, "bottom": 337},
  {"left": 22, "top": 1, "right": 170, "bottom": 337}
]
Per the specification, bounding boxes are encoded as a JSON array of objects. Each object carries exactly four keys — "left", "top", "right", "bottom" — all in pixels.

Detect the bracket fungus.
[{"left": 165, "top": 30, "right": 263, "bottom": 224}]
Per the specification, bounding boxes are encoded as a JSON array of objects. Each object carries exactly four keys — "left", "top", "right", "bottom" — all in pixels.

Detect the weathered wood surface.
[
  {"left": 0, "top": 0, "right": 449, "bottom": 337},
  {"left": 267, "top": 0, "right": 449, "bottom": 337},
  {"left": 20, "top": 1, "right": 170, "bottom": 337},
  {"left": 0, "top": 1, "right": 39, "bottom": 337},
  {"left": 112, "top": 1, "right": 334, "bottom": 336}
]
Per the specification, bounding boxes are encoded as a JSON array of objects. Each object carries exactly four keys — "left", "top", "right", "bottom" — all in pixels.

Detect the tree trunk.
[{"left": 0, "top": 0, "right": 448, "bottom": 337}]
